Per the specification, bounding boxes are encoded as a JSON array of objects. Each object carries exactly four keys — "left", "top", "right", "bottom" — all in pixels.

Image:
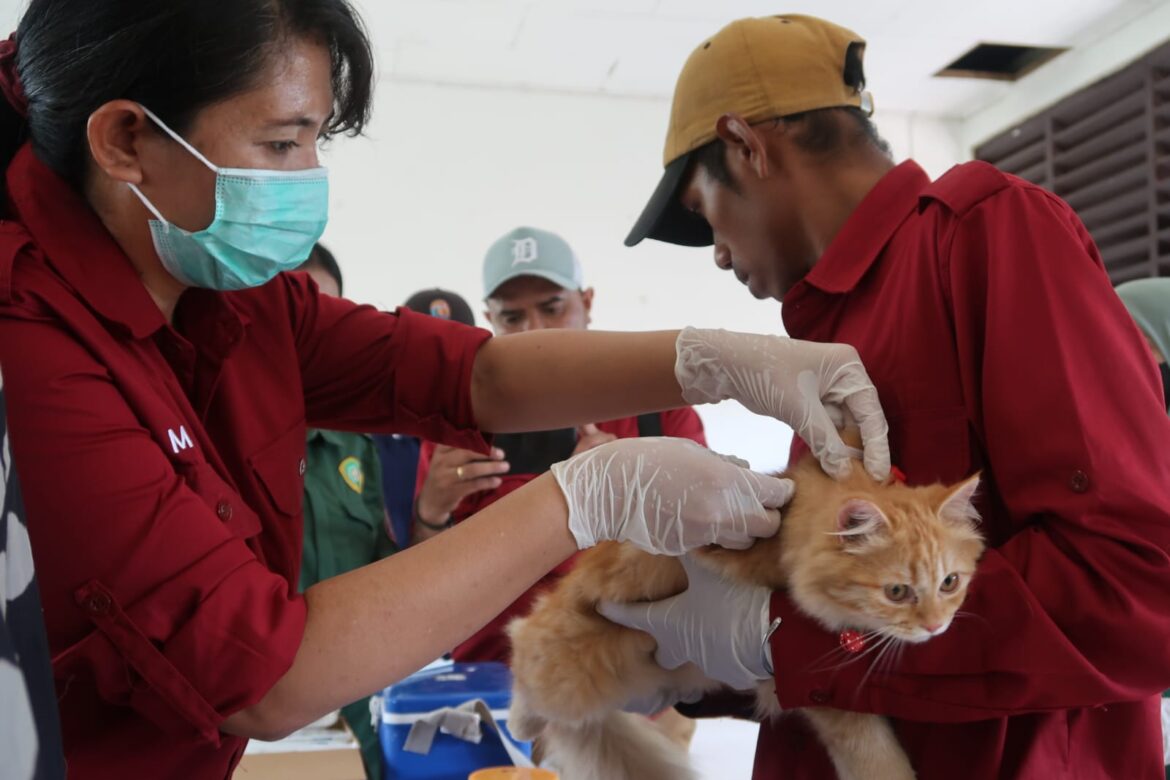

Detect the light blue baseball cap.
[{"left": 482, "top": 226, "right": 585, "bottom": 300}]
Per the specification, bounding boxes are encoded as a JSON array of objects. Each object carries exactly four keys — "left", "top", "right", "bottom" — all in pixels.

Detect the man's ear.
[
  {"left": 580, "top": 287, "right": 594, "bottom": 323},
  {"left": 715, "top": 112, "right": 772, "bottom": 181},
  {"left": 86, "top": 100, "right": 154, "bottom": 185}
]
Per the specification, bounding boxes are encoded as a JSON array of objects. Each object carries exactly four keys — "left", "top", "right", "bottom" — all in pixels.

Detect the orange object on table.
[{"left": 468, "top": 768, "right": 559, "bottom": 780}]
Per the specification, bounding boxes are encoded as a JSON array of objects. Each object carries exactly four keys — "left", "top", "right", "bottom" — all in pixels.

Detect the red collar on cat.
[{"left": 840, "top": 465, "right": 907, "bottom": 655}]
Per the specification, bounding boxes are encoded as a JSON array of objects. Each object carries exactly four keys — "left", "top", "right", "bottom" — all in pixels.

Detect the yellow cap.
[{"left": 625, "top": 14, "right": 871, "bottom": 247}]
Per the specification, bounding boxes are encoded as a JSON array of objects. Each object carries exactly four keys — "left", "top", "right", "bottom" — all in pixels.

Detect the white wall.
[{"left": 321, "top": 81, "right": 964, "bottom": 471}]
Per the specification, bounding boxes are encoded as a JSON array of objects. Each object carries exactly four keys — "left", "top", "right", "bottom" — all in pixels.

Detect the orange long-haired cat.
[{"left": 507, "top": 448, "right": 983, "bottom": 780}]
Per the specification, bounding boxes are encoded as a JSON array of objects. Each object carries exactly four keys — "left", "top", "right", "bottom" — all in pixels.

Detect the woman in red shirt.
[{"left": 0, "top": 2, "right": 889, "bottom": 777}]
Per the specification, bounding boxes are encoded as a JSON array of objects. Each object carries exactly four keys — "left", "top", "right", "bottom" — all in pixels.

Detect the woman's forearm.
[
  {"left": 470, "top": 329, "right": 684, "bottom": 432},
  {"left": 221, "top": 473, "right": 576, "bottom": 740}
]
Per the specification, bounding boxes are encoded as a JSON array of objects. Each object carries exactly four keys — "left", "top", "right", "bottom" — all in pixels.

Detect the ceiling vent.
[{"left": 935, "top": 43, "right": 1067, "bottom": 81}]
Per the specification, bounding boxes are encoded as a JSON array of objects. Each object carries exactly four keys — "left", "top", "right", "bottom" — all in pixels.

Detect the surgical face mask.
[{"left": 127, "top": 105, "right": 328, "bottom": 291}]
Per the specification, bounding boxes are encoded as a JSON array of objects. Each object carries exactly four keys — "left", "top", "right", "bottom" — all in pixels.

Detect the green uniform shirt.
[
  {"left": 301, "top": 429, "right": 396, "bottom": 590},
  {"left": 301, "top": 429, "right": 397, "bottom": 780}
]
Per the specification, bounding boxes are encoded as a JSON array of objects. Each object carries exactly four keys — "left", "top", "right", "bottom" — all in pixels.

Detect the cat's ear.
[
  {"left": 834, "top": 499, "right": 889, "bottom": 551},
  {"left": 939, "top": 472, "right": 982, "bottom": 528}
]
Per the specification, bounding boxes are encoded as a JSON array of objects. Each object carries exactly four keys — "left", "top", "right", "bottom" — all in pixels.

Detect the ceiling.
[
  {"left": 0, "top": 1, "right": 1163, "bottom": 118},
  {"left": 351, "top": 0, "right": 1167, "bottom": 117}
]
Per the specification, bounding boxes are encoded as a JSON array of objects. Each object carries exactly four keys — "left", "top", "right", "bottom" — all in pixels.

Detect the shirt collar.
[
  {"left": 308, "top": 429, "right": 370, "bottom": 446},
  {"left": 172, "top": 286, "right": 251, "bottom": 365},
  {"left": 6, "top": 143, "right": 164, "bottom": 339},
  {"left": 796, "top": 160, "right": 932, "bottom": 296}
]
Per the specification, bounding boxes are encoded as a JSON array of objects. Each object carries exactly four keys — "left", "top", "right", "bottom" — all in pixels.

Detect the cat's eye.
[
  {"left": 884, "top": 584, "right": 912, "bottom": 603},
  {"left": 940, "top": 573, "right": 961, "bottom": 593}
]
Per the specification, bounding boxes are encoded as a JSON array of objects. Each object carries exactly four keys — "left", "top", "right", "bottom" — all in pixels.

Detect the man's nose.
[{"left": 714, "top": 242, "right": 733, "bottom": 271}]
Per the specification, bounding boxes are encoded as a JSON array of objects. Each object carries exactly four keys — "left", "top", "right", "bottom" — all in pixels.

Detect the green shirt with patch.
[{"left": 301, "top": 429, "right": 397, "bottom": 780}]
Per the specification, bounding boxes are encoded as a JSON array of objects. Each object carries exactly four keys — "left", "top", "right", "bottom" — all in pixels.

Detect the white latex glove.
[
  {"left": 598, "top": 555, "right": 774, "bottom": 691},
  {"left": 550, "top": 437, "right": 791, "bottom": 556},
  {"left": 675, "top": 327, "right": 890, "bottom": 481}
]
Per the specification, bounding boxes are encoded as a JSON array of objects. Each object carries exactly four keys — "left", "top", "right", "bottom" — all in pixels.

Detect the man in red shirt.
[
  {"left": 415, "top": 226, "right": 707, "bottom": 663},
  {"left": 607, "top": 14, "right": 1170, "bottom": 779}
]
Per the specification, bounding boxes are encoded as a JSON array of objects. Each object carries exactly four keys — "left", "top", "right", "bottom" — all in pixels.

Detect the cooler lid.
[{"left": 382, "top": 661, "right": 514, "bottom": 715}]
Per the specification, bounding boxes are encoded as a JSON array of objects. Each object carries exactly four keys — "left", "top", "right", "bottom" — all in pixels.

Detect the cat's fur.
[{"left": 507, "top": 451, "right": 984, "bottom": 780}]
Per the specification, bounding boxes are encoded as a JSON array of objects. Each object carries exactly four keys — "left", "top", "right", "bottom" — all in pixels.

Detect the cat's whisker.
[
  {"left": 805, "top": 627, "right": 894, "bottom": 674},
  {"left": 876, "top": 636, "right": 906, "bottom": 677},
  {"left": 952, "top": 610, "right": 990, "bottom": 627},
  {"left": 845, "top": 637, "right": 896, "bottom": 705},
  {"left": 855, "top": 635, "right": 901, "bottom": 697},
  {"left": 807, "top": 649, "right": 864, "bottom": 674},
  {"left": 804, "top": 635, "right": 875, "bottom": 671},
  {"left": 816, "top": 631, "right": 901, "bottom": 680}
]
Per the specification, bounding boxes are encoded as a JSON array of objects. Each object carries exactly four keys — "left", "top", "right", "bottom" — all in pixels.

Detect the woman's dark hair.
[
  {"left": 1, "top": 0, "right": 374, "bottom": 188},
  {"left": 694, "top": 42, "right": 889, "bottom": 189},
  {"left": 297, "top": 242, "right": 342, "bottom": 295}
]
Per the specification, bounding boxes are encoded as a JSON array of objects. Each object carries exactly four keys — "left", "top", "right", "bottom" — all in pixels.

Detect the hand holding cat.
[
  {"left": 674, "top": 327, "right": 890, "bottom": 482},
  {"left": 598, "top": 555, "right": 774, "bottom": 690},
  {"left": 549, "top": 437, "right": 791, "bottom": 556}
]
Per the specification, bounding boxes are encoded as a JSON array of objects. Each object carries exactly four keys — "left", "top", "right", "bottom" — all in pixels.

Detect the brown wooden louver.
[{"left": 975, "top": 40, "right": 1170, "bottom": 285}]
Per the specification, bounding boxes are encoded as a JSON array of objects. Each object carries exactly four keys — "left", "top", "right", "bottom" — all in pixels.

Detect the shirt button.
[
  {"left": 216, "top": 500, "right": 233, "bottom": 521},
  {"left": 85, "top": 592, "right": 112, "bottom": 615},
  {"left": 298, "top": 458, "right": 307, "bottom": 476},
  {"left": 1069, "top": 470, "right": 1090, "bottom": 494},
  {"left": 809, "top": 689, "right": 831, "bottom": 705}
]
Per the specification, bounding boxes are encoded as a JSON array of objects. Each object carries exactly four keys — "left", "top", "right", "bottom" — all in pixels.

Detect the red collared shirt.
[
  {"left": 415, "top": 410, "right": 707, "bottom": 663},
  {"left": 754, "top": 161, "right": 1170, "bottom": 779},
  {"left": 0, "top": 144, "right": 491, "bottom": 779}
]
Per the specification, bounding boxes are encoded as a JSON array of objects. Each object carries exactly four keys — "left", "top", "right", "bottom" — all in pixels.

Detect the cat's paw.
[{"left": 507, "top": 693, "right": 547, "bottom": 742}]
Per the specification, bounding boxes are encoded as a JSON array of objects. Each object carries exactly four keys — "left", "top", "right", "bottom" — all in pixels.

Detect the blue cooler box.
[{"left": 379, "top": 661, "right": 533, "bottom": 779}]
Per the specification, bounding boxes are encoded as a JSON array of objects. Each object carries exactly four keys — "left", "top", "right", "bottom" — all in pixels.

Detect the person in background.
[
  {"left": 1118, "top": 278, "right": 1170, "bottom": 414},
  {"left": 294, "top": 244, "right": 393, "bottom": 780},
  {"left": 414, "top": 226, "right": 707, "bottom": 662},
  {"left": 414, "top": 226, "right": 707, "bottom": 750},
  {"left": 372, "top": 289, "right": 477, "bottom": 548},
  {"left": 1115, "top": 277, "right": 1170, "bottom": 778},
  {"left": 605, "top": 13, "right": 1170, "bottom": 779},
  {"left": 1, "top": 365, "right": 66, "bottom": 780}
]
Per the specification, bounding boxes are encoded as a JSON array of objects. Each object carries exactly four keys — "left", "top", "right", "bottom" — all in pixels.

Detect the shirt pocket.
[
  {"left": 54, "top": 577, "right": 245, "bottom": 744},
  {"left": 888, "top": 406, "right": 974, "bottom": 485},
  {"left": 177, "top": 461, "right": 262, "bottom": 540},
  {"left": 338, "top": 486, "right": 379, "bottom": 535},
  {"left": 249, "top": 421, "right": 306, "bottom": 518}
]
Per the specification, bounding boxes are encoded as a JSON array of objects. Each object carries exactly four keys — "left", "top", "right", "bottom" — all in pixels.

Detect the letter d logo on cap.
[{"left": 511, "top": 237, "right": 539, "bottom": 266}]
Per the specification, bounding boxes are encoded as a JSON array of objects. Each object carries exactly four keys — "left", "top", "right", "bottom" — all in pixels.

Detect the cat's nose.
[{"left": 923, "top": 623, "right": 943, "bottom": 634}]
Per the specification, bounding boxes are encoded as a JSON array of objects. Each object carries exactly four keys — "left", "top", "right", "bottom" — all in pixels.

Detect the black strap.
[{"left": 635, "top": 412, "right": 663, "bottom": 438}]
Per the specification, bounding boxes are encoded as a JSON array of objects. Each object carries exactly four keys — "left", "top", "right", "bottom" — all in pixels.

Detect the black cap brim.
[{"left": 624, "top": 151, "right": 714, "bottom": 248}]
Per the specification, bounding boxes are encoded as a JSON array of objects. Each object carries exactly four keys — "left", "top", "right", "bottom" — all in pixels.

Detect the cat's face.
[{"left": 800, "top": 474, "right": 985, "bottom": 644}]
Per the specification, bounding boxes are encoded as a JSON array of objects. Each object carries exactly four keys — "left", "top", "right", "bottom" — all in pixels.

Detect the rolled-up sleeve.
[
  {"left": 286, "top": 273, "right": 492, "bottom": 452},
  {"left": 0, "top": 314, "right": 307, "bottom": 744}
]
